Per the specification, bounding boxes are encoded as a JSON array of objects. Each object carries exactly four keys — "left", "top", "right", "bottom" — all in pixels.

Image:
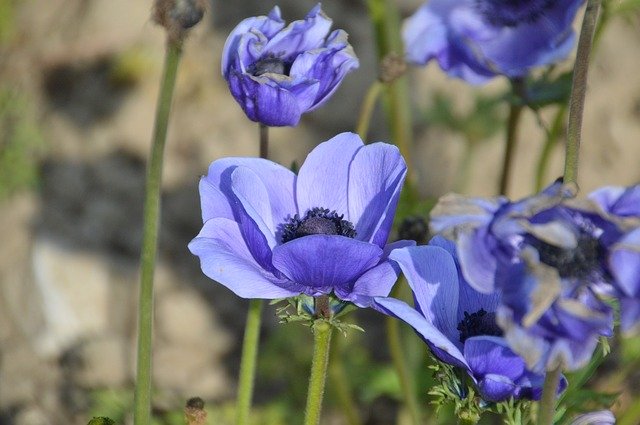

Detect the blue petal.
[
  {"left": 221, "top": 7, "right": 285, "bottom": 76},
  {"left": 272, "top": 235, "right": 382, "bottom": 294},
  {"left": 374, "top": 297, "right": 468, "bottom": 368},
  {"left": 348, "top": 142, "right": 407, "bottom": 247},
  {"left": 189, "top": 218, "right": 302, "bottom": 299},
  {"left": 338, "top": 240, "right": 415, "bottom": 307},
  {"left": 464, "top": 336, "right": 525, "bottom": 382},
  {"left": 296, "top": 132, "right": 364, "bottom": 218},
  {"left": 570, "top": 410, "right": 615, "bottom": 425},
  {"left": 590, "top": 185, "right": 640, "bottom": 217},
  {"left": 389, "top": 245, "right": 460, "bottom": 344},
  {"left": 620, "top": 297, "right": 640, "bottom": 335},
  {"left": 263, "top": 4, "right": 332, "bottom": 61},
  {"left": 227, "top": 72, "right": 304, "bottom": 126},
  {"left": 457, "top": 227, "right": 499, "bottom": 293}
]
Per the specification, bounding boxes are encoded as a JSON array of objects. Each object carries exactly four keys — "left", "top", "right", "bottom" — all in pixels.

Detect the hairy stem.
[
  {"left": 537, "top": 365, "right": 562, "bottom": 425},
  {"left": 498, "top": 78, "right": 525, "bottom": 196},
  {"left": 134, "top": 39, "right": 183, "bottom": 425},
  {"left": 534, "top": 105, "right": 566, "bottom": 191},
  {"left": 304, "top": 320, "right": 334, "bottom": 425},
  {"left": 564, "top": 0, "right": 601, "bottom": 185},
  {"left": 236, "top": 299, "right": 264, "bottom": 425},
  {"left": 356, "top": 81, "right": 384, "bottom": 141}
]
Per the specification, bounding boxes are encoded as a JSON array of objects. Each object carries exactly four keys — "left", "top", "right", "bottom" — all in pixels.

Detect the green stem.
[
  {"left": 564, "top": 0, "right": 601, "bottom": 185},
  {"left": 498, "top": 79, "right": 525, "bottom": 196},
  {"left": 366, "top": 0, "right": 414, "bottom": 177},
  {"left": 235, "top": 124, "right": 269, "bottom": 425},
  {"left": 133, "top": 39, "right": 183, "bottom": 425},
  {"left": 356, "top": 81, "right": 384, "bottom": 141},
  {"left": 304, "top": 320, "right": 334, "bottom": 425},
  {"left": 534, "top": 105, "right": 567, "bottom": 192},
  {"left": 236, "top": 299, "right": 264, "bottom": 425},
  {"left": 537, "top": 365, "right": 562, "bottom": 425},
  {"left": 329, "top": 332, "right": 362, "bottom": 425}
]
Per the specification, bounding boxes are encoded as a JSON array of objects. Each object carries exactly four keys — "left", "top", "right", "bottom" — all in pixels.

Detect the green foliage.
[
  {"left": 0, "top": 0, "right": 18, "bottom": 44},
  {"left": 0, "top": 86, "right": 44, "bottom": 199},
  {"left": 523, "top": 71, "right": 573, "bottom": 110},
  {"left": 87, "top": 418, "right": 115, "bottom": 425}
]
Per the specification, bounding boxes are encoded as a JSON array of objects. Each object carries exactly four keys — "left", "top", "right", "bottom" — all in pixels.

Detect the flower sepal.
[
  {"left": 273, "top": 294, "right": 364, "bottom": 336},
  {"left": 428, "top": 360, "right": 534, "bottom": 425}
]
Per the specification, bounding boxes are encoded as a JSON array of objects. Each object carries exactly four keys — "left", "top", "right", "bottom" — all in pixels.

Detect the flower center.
[
  {"left": 534, "top": 235, "right": 602, "bottom": 280},
  {"left": 475, "top": 0, "right": 554, "bottom": 27},
  {"left": 457, "top": 309, "right": 503, "bottom": 343},
  {"left": 281, "top": 207, "right": 356, "bottom": 243},
  {"left": 249, "top": 56, "right": 291, "bottom": 77}
]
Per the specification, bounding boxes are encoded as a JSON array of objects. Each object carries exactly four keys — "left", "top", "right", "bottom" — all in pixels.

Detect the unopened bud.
[
  {"left": 153, "top": 0, "right": 206, "bottom": 42},
  {"left": 397, "top": 215, "right": 428, "bottom": 244},
  {"left": 184, "top": 397, "right": 207, "bottom": 425},
  {"left": 379, "top": 53, "right": 407, "bottom": 84}
]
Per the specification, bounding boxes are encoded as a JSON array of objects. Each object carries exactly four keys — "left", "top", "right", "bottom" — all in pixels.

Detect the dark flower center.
[
  {"left": 534, "top": 235, "right": 602, "bottom": 280},
  {"left": 475, "top": 0, "right": 555, "bottom": 27},
  {"left": 457, "top": 309, "right": 503, "bottom": 343},
  {"left": 249, "top": 56, "right": 291, "bottom": 77},
  {"left": 281, "top": 207, "right": 356, "bottom": 243}
]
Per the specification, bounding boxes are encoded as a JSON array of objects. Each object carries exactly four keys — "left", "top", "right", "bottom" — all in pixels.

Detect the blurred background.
[{"left": 1, "top": 0, "right": 640, "bottom": 424}]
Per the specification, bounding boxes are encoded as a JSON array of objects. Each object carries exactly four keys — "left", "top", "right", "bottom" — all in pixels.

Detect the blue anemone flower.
[
  {"left": 375, "top": 237, "right": 564, "bottom": 402},
  {"left": 402, "top": 0, "right": 584, "bottom": 83},
  {"left": 189, "top": 132, "right": 411, "bottom": 305},
  {"left": 430, "top": 182, "right": 623, "bottom": 371},
  {"left": 222, "top": 4, "right": 359, "bottom": 126}
]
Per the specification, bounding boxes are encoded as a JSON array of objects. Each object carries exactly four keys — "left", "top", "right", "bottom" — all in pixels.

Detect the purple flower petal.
[
  {"left": 221, "top": 7, "right": 285, "bottom": 76},
  {"left": 296, "top": 132, "right": 363, "bottom": 217},
  {"left": 570, "top": 410, "right": 615, "bottom": 425},
  {"left": 620, "top": 297, "right": 640, "bottom": 335},
  {"left": 263, "top": 4, "right": 332, "bottom": 61},
  {"left": 348, "top": 142, "right": 407, "bottom": 247},
  {"left": 389, "top": 245, "right": 460, "bottom": 343},
  {"left": 464, "top": 336, "right": 525, "bottom": 382},
  {"left": 189, "top": 218, "right": 302, "bottom": 299},
  {"left": 272, "top": 235, "right": 382, "bottom": 293},
  {"left": 591, "top": 185, "right": 640, "bottom": 217},
  {"left": 374, "top": 296, "right": 468, "bottom": 368},
  {"left": 457, "top": 227, "right": 499, "bottom": 293},
  {"left": 227, "top": 72, "right": 304, "bottom": 126}
]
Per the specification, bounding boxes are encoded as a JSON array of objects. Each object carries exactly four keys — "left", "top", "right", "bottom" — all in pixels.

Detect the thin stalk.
[
  {"left": 304, "top": 320, "right": 334, "bottom": 425},
  {"left": 366, "top": 0, "right": 414, "bottom": 176},
  {"left": 236, "top": 299, "right": 264, "bottom": 425},
  {"left": 537, "top": 365, "right": 562, "bottom": 425},
  {"left": 498, "top": 79, "right": 525, "bottom": 196},
  {"left": 534, "top": 105, "right": 567, "bottom": 192},
  {"left": 329, "top": 333, "right": 362, "bottom": 425},
  {"left": 235, "top": 124, "right": 270, "bottom": 425},
  {"left": 564, "top": 0, "right": 602, "bottom": 185},
  {"left": 356, "top": 81, "right": 384, "bottom": 141},
  {"left": 133, "top": 39, "right": 183, "bottom": 425}
]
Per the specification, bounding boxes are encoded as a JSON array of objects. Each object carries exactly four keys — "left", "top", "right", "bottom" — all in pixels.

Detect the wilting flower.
[
  {"left": 430, "top": 182, "right": 624, "bottom": 371},
  {"left": 590, "top": 185, "right": 640, "bottom": 334},
  {"left": 402, "top": 0, "right": 584, "bottom": 83},
  {"left": 375, "top": 237, "right": 564, "bottom": 402},
  {"left": 570, "top": 410, "right": 615, "bottom": 425},
  {"left": 189, "top": 132, "right": 409, "bottom": 306},
  {"left": 222, "top": 4, "right": 359, "bottom": 126}
]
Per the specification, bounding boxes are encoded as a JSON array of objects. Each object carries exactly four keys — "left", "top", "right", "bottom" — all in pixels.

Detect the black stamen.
[
  {"left": 534, "top": 235, "right": 602, "bottom": 280},
  {"left": 475, "top": 0, "right": 555, "bottom": 27},
  {"left": 249, "top": 57, "right": 290, "bottom": 77},
  {"left": 281, "top": 207, "right": 356, "bottom": 243},
  {"left": 457, "top": 309, "right": 503, "bottom": 343}
]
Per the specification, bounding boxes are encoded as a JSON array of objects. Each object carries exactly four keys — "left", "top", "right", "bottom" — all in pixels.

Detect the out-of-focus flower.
[
  {"left": 375, "top": 237, "right": 564, "bottom": 402},
  {"left": 402, "top": 0, "right": 584, "bottom": 83},
  {"left": 221, "top": 4, "right": 359, "bottom": 126},
  {"left": 590, "top": 185, "right": 640, "bottom": 334},
  {"left": 570, "top": 410, "right": 615, "bottom": 425},
  {"left": 430, "top": 182, "right": 627, "bottom": 371},
  {"left": 189, "top": 133, "right": 410, "bottom": 306}
]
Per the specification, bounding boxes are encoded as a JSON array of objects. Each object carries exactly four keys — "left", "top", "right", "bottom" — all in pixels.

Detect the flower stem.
[
  {"left": 356, "top": 80, "right": 384, "bottom": 141},
  {"left": 366, "top": 0, "right": 414, "bottom": 176},
  {"left": 304, "top": 320, "right": 334, "bottom": 425},
  {"left": 133, "top": 39, "right": 183, "bottom": 425},
  {"left": 564, "top": 0, "right": 602, "bottom": 185},
  {"left": 537, "top": 365, "right": 562, "bottom": 425},
  {"left": 235, "top": 124, "right": 270, "bottom": 425},
  {"left": 534, "top": 105, "right": 566, "bottom": 191},
  {"left": 498, "top": 78, "right": 525, "bottom": 196},
  {"left": 236, "top": 299, "right": 264, "bottom": 425}
]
